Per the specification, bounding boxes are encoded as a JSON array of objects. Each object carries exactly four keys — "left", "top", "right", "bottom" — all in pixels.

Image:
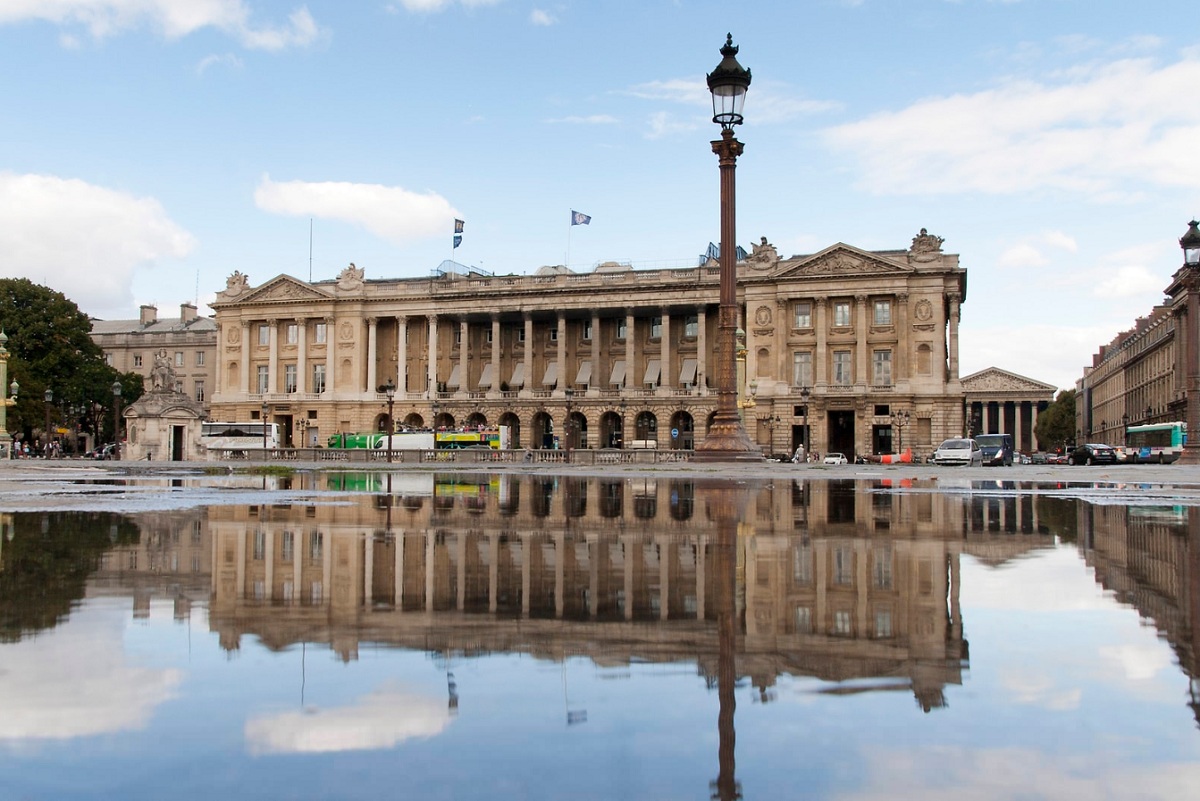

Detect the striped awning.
[
  {"left": 509, "top": 363, "right": 526, "bottom": 388},
  {"left": 542, "top": 361, "right": 559, "bottom": 386},
  {"left": 609, "top": 360, "right": 626, "bottom": 386},
  {"left": 575, "top": 360, "right": 592, "bottom": 386},
  {"left": 679, "top": 358, "right": 698, "bottom": 385},
  {"left": 643, "top": 359, "right": 661, "bottom": 385},
  {"left": 447, "top": 364, "right": 461, "bottom": 389},
  {"left": 477, "top": 363, "right": 496, "bottom": 389}
]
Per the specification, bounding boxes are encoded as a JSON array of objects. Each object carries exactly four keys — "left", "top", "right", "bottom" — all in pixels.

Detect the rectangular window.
[
  {"left": 309, "top": 531, "right": 323, "bottom": 561},
  {"left": 650, "top": 316, "right": 662, "bottom": 339},
  {"left": 874, "top": 610, "right": 893, "bottom": 638},
  {"left": 793, "top": 544, "right": 813, "bottom": 585},
  {"left": 258, "top": 325, "right": 269, "bottom": 345},
  {"left": 314, "top": 322, "right": 327, "bottom": 344},
  {"left": 833, "top": 302, "right": 851, "bottom": 327},
  {"left": 256, "top": 365, "right": 269, "bottom": 394},
  {"left": 174, "top": 351, "right": 184, "bottom": 367},
  {"left": 517, "top": 327, "right": 526, "bottom": 343},
  {"left": 284, "top": 364, "right": 297, "bottom": 393},
  {"left": 286, "top": 323, "right": 297, "bottom": 344},
  {"left": 194, "top": 381, "right": 205, "bottom": 403},
  {"left": 281, "top": 531, "right": 294, "bottom": 563},
  {"left": 583, "top": 321, "right": 592, "bottom": 340},
  {"left": 133, "top": 355, "right": 143, "bottom": 368},
  {"left": 195, "top": 351, "right": 205, "bottom": 366},
  {"left": 873, "top": 350, "right": 893, "bottom": 386},
  {"left": 617, "top": 320, "right": 627, "bottom": 339},
  {"left": 312, "top": 364, "right": 326, "bottom": 394},
  {"left": 684, "top": 315, "right": 698, "bottom": 337},
  {"left": 834, "top": 546, "right": 853, "bottom": 585},
  {"left": 105, "top": 353, "right": 113, "bottom": 366},
  {"left": 548, "top": 328, "right": 558, "bottom": 342},
  {"left": 454, "top": 328, "right": 462, "bottom": 344},
  {"left": 873, "top": 547, "right": 893, "bottom": 589},
  {"left": 794, "top": 302, "right": 812, "bottom": 329},
  {"left": 795, "top": 606, "right": 812, "bottom": 634},
  {"left": 486, "top": 328, "right": 494, "bottom": 344},
  {"left": 833, "top": 351, "right": 852, "bottom": 385},
  {"left": 792, "top": 352, "right": 813, "bottom": 387},
  {"left": 873, "top": 299, "right": 892, "bottom": 326}
]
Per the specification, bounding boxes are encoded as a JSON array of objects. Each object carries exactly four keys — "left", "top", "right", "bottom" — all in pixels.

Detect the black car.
[{"left": 1067, "top": 443, "right": 1117, "bottom": 466}]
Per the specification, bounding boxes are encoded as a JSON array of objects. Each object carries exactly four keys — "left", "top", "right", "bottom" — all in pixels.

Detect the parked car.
[
  {"left": 1031, "top": 452, "right": 1049, "bottom": 464},
  {"left": 822, "top": 452, "right": 848, "bottom": 465},
  {"left": 1067, "top": 443, "right": 1117, "bottom": 466},
  {"left": 932, "top": 438, "right": 983, "bottom": 466},
  {"left": 92, "top": 443, "right": 118, "bottom": 460}
]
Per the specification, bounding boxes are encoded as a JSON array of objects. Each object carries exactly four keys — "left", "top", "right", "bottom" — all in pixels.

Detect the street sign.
[{"left": 671, "top": 427, "right": 679, "bottom": 438}]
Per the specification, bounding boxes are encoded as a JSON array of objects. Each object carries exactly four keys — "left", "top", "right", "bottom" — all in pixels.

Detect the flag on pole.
[
  {"left": 453, "top": 235, "right": 462, "bottom": 249},
  {"left": 571, "top": 210, "right": 591, "bottom": 226},
  {"left": 454, "top": 219, "right": 465, "bottom": 234}
]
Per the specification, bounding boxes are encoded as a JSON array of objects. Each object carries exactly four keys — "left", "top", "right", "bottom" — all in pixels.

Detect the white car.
[
  {"left": 822, "top": 452, "right": 848, "bottom": 465},
  {"left": 932, "top": 438, "right": 983, "bottom": 466}
]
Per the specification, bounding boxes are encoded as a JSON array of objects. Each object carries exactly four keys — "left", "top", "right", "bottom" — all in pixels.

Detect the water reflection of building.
[
  {"left": 81, "top": 477, "right": 1075, "bottom": 711},
  {"left": 1079, "top": 502, "right": 1200, "bottom": 727}
]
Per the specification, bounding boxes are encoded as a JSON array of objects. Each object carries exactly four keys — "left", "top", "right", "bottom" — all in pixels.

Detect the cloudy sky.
[{"left": 2, "top": 0, "right": 1197, "bottom": 391}]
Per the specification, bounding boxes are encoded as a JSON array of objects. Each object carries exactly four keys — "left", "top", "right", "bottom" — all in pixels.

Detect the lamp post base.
[{"left": 694, "top": 409, "right": 763, "bottom": 463}]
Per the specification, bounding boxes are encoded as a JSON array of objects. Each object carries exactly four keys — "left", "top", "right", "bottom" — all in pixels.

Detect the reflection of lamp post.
[
  {"left": 890, "top": 409, "right": 910, "bottom": 454},
  {"left": 110, "top": 381, "right": 122, "bottom": 461},
  {"left": 800, "top": 386, "right": 810, "bottom": 463},
  {"left": 1177, "top": 220, "right": 1200, "bottom": 464},
  {"left": 618, "top": 398, "right": 627, "bottom": 449},
  {"left": 261, "top": 400, "right": 269, "bottom": 454},
  {"left": 564, "top": 387, "right": 574, "bottom": 458},
  {"left": 695, "top": 34, "right": 761, "bottom": 463},
  {"left": 382, "top": 378, "right": 396, "bottom": 463}
]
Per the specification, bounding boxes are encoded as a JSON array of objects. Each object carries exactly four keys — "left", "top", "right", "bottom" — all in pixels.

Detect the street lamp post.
[
  {"left": 43, "top": 388, "right": 53, "bottom": 458},
  {"left": 800, "top": 386, "right": 810, "bottom": 463},
  {"left": 695, "top": 34, "right": 761, "bottom": 463},
  {"left": 382, "top": 379, "right": 396, "bottom": 463},
  {"left": 890, "top": 409, "right": 910, "bottom": 454},
  {"left": 1177, "top": 220, "right": 1200, "bottom": 464},
  {"left": 261, "top": 401, "right": 269, "bottom": 456},
  {"left": 563, "top": 387, "right": 574, "bottom": 458},
  {"left": 111, "top": 381, "right": 122, "bottom": 461}
]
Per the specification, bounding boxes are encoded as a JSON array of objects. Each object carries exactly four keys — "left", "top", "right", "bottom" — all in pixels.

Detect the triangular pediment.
[
  {"left": 773, "top": 243, "right": 911, "bottom": 279},
  {"left": 238, "top": 275, "right": 335, "bottom": 305},
  {"left": 961, "top": 367, "right": 1058, "bottom": 395}
]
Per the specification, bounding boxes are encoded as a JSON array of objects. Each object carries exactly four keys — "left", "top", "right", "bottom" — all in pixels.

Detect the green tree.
[
  {"left": 0, "top": 278, "right": 141, "bottom": 447},
  {"left": 1035, "top": 388, "right": 1077, "bottom": 452}
]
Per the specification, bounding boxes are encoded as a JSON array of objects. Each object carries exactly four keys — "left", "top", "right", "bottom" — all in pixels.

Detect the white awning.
[
  {"left": 643, "top": 359, "right": 661, "bottom": 385},
  {"left": 447, "top": 364, "right": 461, "bottom": 389},
  {"left": 542, "top": 361, "right": 558, "bottom": 386},
  {"left": 575, "top": 360, "right": 592, "bottom": 386},
  {"left": 679, "top": 358, "right": 698, "bottom": 385},
  {"left": 509, "top": 363, "right": 526, "bottom": 388},
  {"left": 609, "top": 360, "right": 626, "bottom": 386},
  {"left": 477, "top": 363, "right": 496, "bottom": 389}
]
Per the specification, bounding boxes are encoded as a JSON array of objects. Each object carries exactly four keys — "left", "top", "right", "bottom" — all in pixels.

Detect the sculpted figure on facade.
[
  {"left": 910, "top": 228, "right": 945, "bottom": 258},
  {"left": 150, "top": 348, "right": 176, "bottom": 392},
  {"left": 337, "top": 262, "right": 365, "bottom": 291},
  {"left": 747, "top": 236, "right": 780, "bottom": 269},
  {"left": 224, "top": 271, "right": 250, "bottom": 297}
]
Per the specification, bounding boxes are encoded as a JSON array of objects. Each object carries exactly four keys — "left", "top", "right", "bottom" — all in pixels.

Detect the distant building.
[
  {"left": 961, "top": 368, "right": 1056, "bottom": 453},
  {"left": 89, "top": 303, "right": 217, "bottom": 415}
]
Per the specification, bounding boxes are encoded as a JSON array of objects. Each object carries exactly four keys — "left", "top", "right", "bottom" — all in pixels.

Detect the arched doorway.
[
  {"left": 600, "top": 410, "right": 623, "bottom": 448},
  {"left": 374, "top": 413, "right": 390, "bottom": 433},
  {"left": 531, "top": 410, "right": 554, "bottom": 449},
  {"left": 402, "top": 412, "right": 425, "bottom": 429},
  {"left": 634, "top": 411, "right": 658, "bottom": 445},
  {"left": 498, "top": 412, "right": 521, "bottom": 448},
  {"left": 465, "top": 412, "right": 488, "bottom": 428},
  {"left": 669, "top": 411, "right": 695, "bottom": 449},
  {"left": 433, "top": 411, "right": 455, "bottom": 430},
  {"left": 568, "top": 411, "right": 588, "bottom": 449}
]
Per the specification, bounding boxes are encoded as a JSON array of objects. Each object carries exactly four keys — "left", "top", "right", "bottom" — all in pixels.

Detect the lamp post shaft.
[{"left": 1181, "top": 275, "right": 1200, "bottom": 464}]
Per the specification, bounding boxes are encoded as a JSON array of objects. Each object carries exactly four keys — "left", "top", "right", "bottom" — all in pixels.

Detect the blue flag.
[
  {"left": 454, "top": 219, "right": 465, "bottom": 234},
  {"left": 571, "top": 210, "right": 591, "bottom": 226},
  {"left": 453, "top": 235, "right": 462, "bottom": 249}
]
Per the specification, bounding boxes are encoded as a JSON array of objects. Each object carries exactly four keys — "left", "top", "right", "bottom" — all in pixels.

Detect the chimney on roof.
[
  {"left": 139, "top": 305, "right": 157, "bottom": 326},
  {"left": 180, "top": 303, "right": 197, "bottom": 324}
]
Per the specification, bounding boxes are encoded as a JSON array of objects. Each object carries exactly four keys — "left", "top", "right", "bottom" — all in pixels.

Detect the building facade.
[
  {"left": 90, "top": 303, "right": 217, "bottom": 413},
  {"left": 961, "top": 367, "right": 1056, "bottom": 454},
  {"left": 207, "top": 230, "right": 968, "bottom": 458}
]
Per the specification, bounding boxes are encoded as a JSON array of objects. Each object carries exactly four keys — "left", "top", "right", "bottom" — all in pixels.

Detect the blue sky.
[{"left": 1, "top": 0, "right": 1197, "bottom": 391}]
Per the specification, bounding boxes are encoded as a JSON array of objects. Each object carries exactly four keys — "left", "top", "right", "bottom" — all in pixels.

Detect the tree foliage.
[
  {"left": 0, "top": 278, "right": 141, "bottom": 443},
  {"left": 1035, "top": 388, "right": 1077, "bottom": 452}
]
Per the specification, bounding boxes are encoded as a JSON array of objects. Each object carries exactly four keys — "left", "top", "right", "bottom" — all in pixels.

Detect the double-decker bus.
[
  {"left": 434, "top": 427, "right": 510, "bottom": 450},
  {"left": 200, "top": 422, "right": 280, "bottom": 459},
  {"left": 1124, "top": 422, "right": 1186, "bottom": 463}
]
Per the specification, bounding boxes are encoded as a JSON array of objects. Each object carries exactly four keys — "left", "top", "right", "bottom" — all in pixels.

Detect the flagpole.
[{"left": 566, "top": 216, "right": 572, "bottom": 267}]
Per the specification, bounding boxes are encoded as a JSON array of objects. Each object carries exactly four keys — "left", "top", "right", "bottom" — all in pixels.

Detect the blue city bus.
[{"left": 1123, "top": 422, "right": 1186, "bottom": 463}]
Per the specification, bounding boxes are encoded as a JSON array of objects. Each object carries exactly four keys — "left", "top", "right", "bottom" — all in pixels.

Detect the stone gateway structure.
[
  {"left": 207, "top": 231, "right": 968, "bottom": 460},
  {"left": 122, "top": 356, "right": 206, "bottom": 461}
]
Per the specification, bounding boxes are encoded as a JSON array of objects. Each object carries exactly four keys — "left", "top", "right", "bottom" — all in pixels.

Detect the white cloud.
[
  {"left": 645, "top": 111, "right": 698, "bottom": 140},
  {"left": 245, "top": 684, "right": 452, "bottom": 754},
  {"left": 997, "top": 230, "right": 1078, "bottom": 268},
  {"left": 546, "top": 114, "right": 617, "bottom": 125},
  {"left": 196, "top": 52, "right": 243, "bottom": 75},
  {"left": 530, "top": 9, "right": 555, "bottom": 26},
  {"left": 0, "top": 172, "right": 196, "bottom": 317},
  {"left": 0, "top": 604, "right": 182, "bottom": 741},
  {"left": 254, "top": 175, "right": 460, "bottom": 246},
  {"left": 1092, "top": 242, "right": 1169, "bottom": 299},
  {"left": 826, "top": 54, "right": 1200, "bottom": 196},
  {"left": 385, "top": 0, "right": 501, "bottom": 12},
  {"left": 0, "top": 0, "right": 323, "bottom": 50},
  {"left": 624, "top": 78, "right": 837, "bottom": 126},
  {"left": 1099, "top": 643, "right": 1172, "bottom": 682}
]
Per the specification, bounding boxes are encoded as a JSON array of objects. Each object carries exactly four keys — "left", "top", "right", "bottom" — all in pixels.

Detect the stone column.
[
  {"left": 591, "top": 310, "right": 602, "bottom": 393},
  {"left": 855, "top": 295, "right": 868, "bottom": 389},
  {"left": 490, "top": 315, "right": 501, "bottom": 397},
  {"left": 296, "top": 318, "right": 307, "bottom": 393},
  {"left": 397, "top": 316, "right": 408, "bottom": 394},
  {"left": 523, "top": 314, "right": 533, "bottom": 398},
  {"left": 324, "top": 316, "right": 336, "bottom": 396},
  {"left": 427, "top": 314, "right": 439, "bottom": 395},
  {"left": 815, "top": 298, "right": 828, "bottom": 388},
  {"left": 557, "top": 314, "right": 567, "bottom": 392},
  {"left": 240, "top": 321, "right": 250, "bottom": 395},
  {"left": 267, "top": 320, "right": 279, "bottom": 395},
  {"left": 661, "top": 310, "right": 672, "bottom": 389},
  {"left": 265, "top": 529, "right": 275, "bottom": 601},
  {"left": 366, "top": 317, "right": 378, "bottom": 395},
  {"left": 214, "top": 324, "right": 223, "bottom": 395},
  {"left": 456, "top": 318, "right": 468, "bottom": 395},
  {"left": 697, "top": 307, "right": 708, "bottom": 391},
  {"left": 1015, "top": 401, "right": 1023, "bottom": 452},
  {"left": 625, "top": 309, "right": 635, "bottom": 389},
  {"left": 896, "top": 294, "right": 909, "bottom": 381},
  {"left": 363, "top": 533, "right": 374, "bottom": 609},
  {"left": 948, "top": 292, "right": 961, "bottom": 380}
]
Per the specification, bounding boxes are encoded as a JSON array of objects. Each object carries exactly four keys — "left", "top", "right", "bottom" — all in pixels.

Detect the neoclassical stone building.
[{"left": 208, "top": 230, "right": 968, "bottom": 458}]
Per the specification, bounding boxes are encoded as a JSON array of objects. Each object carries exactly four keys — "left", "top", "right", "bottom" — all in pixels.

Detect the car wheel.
[
  {"left": 1086, "top": 456, "right": 1094, "bottom": 466},
  {"left": 1067, "top": 456, "right": 1075, "bottom": 465}
]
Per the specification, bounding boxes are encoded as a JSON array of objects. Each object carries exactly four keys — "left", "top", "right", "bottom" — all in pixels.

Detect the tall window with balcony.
[
  {"left": 312, "top": 364, "right": 326, "bottom": 394},
  {"left": 174, "top": 351, "right": 184, "bottom": 367},
  {"left": 833, "top": 350, "right": 852, "bottom": 386},
  {"left": 684, "top": 315, "right": 698, "bottom": 337},
  {"left": 617, "top": 319, "right": 627, "bottom": 339},
  {"left": 258, "top": 325, "right": 269, "bottom": 346},
  {"left": 794, "top": 301, "right": 812, "bottom": 329},
  {"left": 833, "top": 301, "right": 851, "bottom": 327},
  {"left": 195, "top": 351, "right": 205, "bottom": 366},
  {"left": 872, "top": 349, "right": 893, "bottom": 386},
  {"left": 650, "top": 317, "right": 662, "bottom": 339},
  {"left": 873, "top": 299, "right": 892, "bottom": 326},
  {"left": 284, "top": 364, "right": 298, "bottom": 394},
  {"left": 314, "top": 322, "right": 326, "bottom": 344},
  {"left": 194, "top": 381, "right": 205, "bottom": 403},
  {"left": 792, "top": 351, "right": 813, "bottom": 387},
  {"left": 256, "top": 365, "right": 269, "bottom": 395},
  {"left": 286, "top": 323, "right": 297, "bottom": 345}
]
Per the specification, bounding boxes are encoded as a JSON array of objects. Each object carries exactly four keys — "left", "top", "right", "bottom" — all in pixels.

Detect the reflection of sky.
[
  {"left": 0, "top": 599, "right": 182, "bottom": 743},
  {"left": 4, "top": 540, "right": 1200, "bottom": 800}
]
